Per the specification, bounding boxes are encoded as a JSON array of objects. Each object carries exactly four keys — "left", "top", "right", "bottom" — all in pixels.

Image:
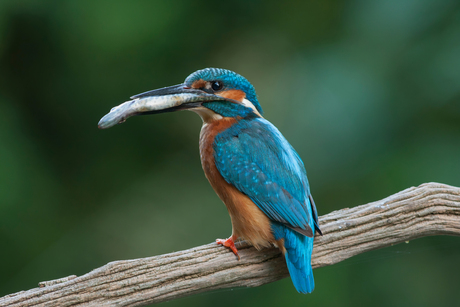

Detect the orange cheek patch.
[
  {"left": 218, "top": 89, "right": 246, "bottom": 102},
  {"left": 191, "top": 79, "right": 206, "bottom": 89}
]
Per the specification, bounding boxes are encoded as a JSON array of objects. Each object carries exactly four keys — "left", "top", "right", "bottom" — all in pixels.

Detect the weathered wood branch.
[{"left": 1, "top": 182, "right": 459, "bottom": 307}]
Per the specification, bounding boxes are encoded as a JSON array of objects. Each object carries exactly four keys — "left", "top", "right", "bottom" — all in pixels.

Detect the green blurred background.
[{"left": 1, "top": 0, "right": 459, "bottom": 306}]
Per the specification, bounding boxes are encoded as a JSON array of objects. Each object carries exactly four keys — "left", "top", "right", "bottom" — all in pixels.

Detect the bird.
[{"left": 98, "top": 68, "right": 322, "bottom": 293}]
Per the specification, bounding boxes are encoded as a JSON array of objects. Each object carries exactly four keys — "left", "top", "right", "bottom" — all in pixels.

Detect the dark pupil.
[{"left": 211, "top": 81, "right": 223, "bottom": 91}]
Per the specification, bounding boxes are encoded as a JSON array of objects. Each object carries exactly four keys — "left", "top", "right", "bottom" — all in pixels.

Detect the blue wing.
[{"left": 214, "top": 118, "right": 318, "bottom": 236}]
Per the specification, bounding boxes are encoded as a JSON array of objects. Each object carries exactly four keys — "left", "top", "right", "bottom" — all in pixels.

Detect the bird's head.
[{"left": 98, "top": 68, "right": 262, "bottom": 129}]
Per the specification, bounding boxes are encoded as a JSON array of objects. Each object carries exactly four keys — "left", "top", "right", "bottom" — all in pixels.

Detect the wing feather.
[{"left": 214, "top": 118, "right": 317, "bottom": 236}]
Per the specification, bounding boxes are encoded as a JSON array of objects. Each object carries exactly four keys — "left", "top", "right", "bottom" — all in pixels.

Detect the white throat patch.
[
  {"left": 190, "top": 107, "right": 223, "bottom": 123},
  {"left": 241, "top": 98, "right": 262, "bottom": 117}
]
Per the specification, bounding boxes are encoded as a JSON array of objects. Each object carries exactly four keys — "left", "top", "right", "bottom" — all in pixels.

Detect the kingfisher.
[{"left": 98, "top": 68, "right": 321, "bottom": 293}]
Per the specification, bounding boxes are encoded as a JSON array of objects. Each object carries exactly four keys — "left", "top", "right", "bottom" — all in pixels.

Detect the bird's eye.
[{"left": 211, "top": 81, "right": 223, "bottom": 91}]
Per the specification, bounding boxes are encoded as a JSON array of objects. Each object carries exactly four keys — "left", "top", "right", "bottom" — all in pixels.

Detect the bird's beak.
[{"left": 98, "top": 84, "right": 224, "bottom": 129}]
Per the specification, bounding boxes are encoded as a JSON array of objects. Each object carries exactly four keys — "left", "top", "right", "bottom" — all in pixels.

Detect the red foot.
[{"left": 216, "top": 236, "right": 240, "bottom": 260}]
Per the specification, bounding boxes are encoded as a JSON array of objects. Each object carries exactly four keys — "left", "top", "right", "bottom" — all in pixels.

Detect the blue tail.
[{"left": 272, "top": 223, "right": 315, "bottom": 293}]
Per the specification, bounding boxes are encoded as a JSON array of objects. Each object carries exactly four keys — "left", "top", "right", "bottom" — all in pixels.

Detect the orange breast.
[{"left": 199, "top": 118, "right": 275, "bottom": 249}]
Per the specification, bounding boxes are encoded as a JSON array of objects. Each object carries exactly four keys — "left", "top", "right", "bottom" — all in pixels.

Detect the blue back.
[
  {"left": 214, "top": 117, "right": 316, "bottom": 233},
  {"left": 213, "top": 117, "right": 318, "bottom": 293}
]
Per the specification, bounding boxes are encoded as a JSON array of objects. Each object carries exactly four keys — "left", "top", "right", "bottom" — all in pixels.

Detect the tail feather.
[
  {"left": 286, "top": 256, "right": 314, "bottom": 294},
  {"left": 272, "top": 223, "right": 315, "bottom": 294}
]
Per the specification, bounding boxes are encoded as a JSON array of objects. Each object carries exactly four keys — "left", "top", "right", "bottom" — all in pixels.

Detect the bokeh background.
[{"left": 1, "top": 0, "right": 459, "bottom": 306}]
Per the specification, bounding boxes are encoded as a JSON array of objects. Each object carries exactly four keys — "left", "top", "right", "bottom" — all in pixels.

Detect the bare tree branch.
[{"left": 1, "top": 182, "right": 459, "bottom": 307}]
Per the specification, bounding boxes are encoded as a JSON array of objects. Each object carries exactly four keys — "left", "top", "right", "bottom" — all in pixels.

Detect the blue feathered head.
[{"left": 185, "top": 68, "right": 262, "bottom": 115}]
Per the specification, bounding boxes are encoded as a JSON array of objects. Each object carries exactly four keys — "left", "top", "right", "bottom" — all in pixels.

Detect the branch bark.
[{"left": 1, "top": 182, "right": 459, "bottom": 307}]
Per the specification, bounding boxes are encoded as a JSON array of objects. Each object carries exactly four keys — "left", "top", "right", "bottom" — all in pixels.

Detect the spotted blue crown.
[{"left": 184, "top": 68, "right": 263, "bottom": 115}]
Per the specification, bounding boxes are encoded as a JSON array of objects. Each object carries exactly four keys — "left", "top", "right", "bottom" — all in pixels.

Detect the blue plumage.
[
  {"left": 202, "top": 101, "right": 256, "bottom": 118},
  {"left": 99, "top": 67, "right": 320, "bottom": 294},
  {"left": 213, "top": 117, "right": 318, "bottom": 293},
  {"left": 272, "top": 220, "right": 315, "bottom": 293}
]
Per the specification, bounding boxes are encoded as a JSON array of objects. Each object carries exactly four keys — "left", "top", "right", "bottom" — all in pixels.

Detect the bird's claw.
[{"left": 216, "top": 237, "right": 240, "bottom": 260}]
